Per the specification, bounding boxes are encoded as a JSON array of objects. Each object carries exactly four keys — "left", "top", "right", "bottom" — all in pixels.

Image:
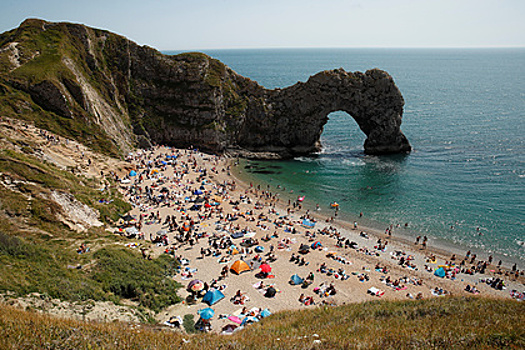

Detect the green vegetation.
[
  {"left": 93, "top": 247, "right": 180, "bottom": 313},
  {"left": 183, "top": 314, "right": 198, "bottom": 334},
  {"left": 0, "top": 297, "right": 523, "bottom": 349},
  {"left": 0, "top": 146, "right": 180, "bottom": 311}
]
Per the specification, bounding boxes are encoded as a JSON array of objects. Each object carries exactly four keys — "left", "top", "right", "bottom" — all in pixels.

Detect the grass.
[
  {"left": 0, "top": 145, "right": 180, "bottom": 311},
  {"left": 0, "top": 297, "right": 523, "bottom": 349}
]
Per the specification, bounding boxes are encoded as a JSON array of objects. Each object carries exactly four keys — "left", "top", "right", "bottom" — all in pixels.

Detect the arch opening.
[{"left": 317, "top": 111, "right": 366, "bottom": 157}]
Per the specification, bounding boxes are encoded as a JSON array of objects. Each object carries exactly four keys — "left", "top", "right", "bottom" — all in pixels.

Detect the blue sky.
[{"left": 1, "top": 0, "right": 524, "bottom": 50}]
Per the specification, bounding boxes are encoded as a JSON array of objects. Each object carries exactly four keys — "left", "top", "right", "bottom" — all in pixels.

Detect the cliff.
[{"left": 0, "top": 19, "right": 411, "bottom": 158}]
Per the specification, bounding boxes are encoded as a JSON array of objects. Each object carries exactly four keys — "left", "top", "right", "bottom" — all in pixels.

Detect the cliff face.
[{"left": 0, "top": 19, "right": 411, "bottom": 158}]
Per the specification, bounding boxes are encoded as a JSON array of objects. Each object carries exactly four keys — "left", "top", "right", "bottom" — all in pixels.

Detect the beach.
[{"left": 114, "top": 145, "right": 523, "bottom": 333}]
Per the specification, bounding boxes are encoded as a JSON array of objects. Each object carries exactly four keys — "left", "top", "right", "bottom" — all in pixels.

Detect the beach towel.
[{"left": 368, "top": 287, "right": 385, "bottom": 297}]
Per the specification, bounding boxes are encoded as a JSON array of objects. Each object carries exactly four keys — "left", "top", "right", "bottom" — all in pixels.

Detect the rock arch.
[{"left": 237, "top": 68, "right": 411, "bottom": 158}]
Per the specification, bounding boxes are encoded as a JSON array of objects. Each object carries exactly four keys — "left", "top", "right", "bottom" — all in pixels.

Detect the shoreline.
[
  {"left": 117, "top": 146, "right": 523, "bottom": 332},
  {"left": 232, "top": 158, "right": 524, "bottom": 271}
]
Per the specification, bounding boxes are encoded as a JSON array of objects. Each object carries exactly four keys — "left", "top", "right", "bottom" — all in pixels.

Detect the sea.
[{"left": 165, "top": 48, "right": 525, "bottom": 267}]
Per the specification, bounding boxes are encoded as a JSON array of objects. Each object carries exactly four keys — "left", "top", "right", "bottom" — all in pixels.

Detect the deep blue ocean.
[{"left": 165, "top": 48, "right": 525, "bottom": 266}]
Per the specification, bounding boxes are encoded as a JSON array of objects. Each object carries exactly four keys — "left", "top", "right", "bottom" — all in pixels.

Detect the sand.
[
  {"left": 117, "top": 145, "right": 523, "bottom": 333},
  {"left": 2, "top": 117, "right": 521, "bottom": 330}
]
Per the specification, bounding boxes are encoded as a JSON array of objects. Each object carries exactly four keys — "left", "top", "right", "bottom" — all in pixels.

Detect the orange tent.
[{"left": 230, "top": 260, "right": 251, "bottom": 275}]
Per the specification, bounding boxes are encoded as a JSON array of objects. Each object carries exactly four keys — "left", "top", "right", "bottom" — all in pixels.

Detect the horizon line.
[{"left": 160, "top": 46, "right": 525, "bottom": 52}]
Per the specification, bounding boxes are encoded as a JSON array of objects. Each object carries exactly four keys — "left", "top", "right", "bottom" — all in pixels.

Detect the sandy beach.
[{"left": 110, "top": 145, "right": 523, "bottom": 333}]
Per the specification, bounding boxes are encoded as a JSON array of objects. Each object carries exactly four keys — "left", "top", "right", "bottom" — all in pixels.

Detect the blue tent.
[
  {"left": 290, "top": 274, "right": 304, "bottom": 285},
  {"left": 194, "top": 189, "right": 203, "bottom": 195},
  {"left": 202, "top": 288, "right": 225, "bottom": 306},
  {"left": 434, "top": 267, "right": 446, "bottom": 278},
  {"left": 254, "top": 246, "right": 264, "bottom": 253},
  {"left": 129, "top": 170, "right": 137, "bottom": 177},
  {"left": 198, "top": 307, "right": 215, "bottom": 320}
]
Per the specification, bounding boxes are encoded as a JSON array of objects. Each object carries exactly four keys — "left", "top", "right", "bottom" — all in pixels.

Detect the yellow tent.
[{"left": 230, "top": 260, "right": 250, "bottom": 275}]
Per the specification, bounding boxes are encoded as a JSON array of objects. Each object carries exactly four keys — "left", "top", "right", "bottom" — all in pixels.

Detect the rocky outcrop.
[{"left": 0, "top": 19, "right": 411, "bottom": 158}]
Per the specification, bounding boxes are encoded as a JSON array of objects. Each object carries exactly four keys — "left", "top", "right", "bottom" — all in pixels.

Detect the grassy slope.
[
  {"left": 0, "top": 20, "right": 121, "bottom": 156},
  {"left": 0, "top": 297, "right": 523, "bottom": 349},
  {"left": 0, "top": 146, "right": 180, "bottom": 313}
]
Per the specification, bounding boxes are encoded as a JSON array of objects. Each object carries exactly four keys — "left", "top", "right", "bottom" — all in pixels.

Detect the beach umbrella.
[
  {"left": 204, "top": 203, "right": 212, "bottom": 208},
  {"left": 188, "top": 279, "right": 204, "bottom": 292},
  {"left": 129, "top": 170, "right": 137, "bottom": 177},
  {"left": 198, "top": 308, "right": 215, "bottom": 320},
  {"left": 254, "top": 246, "right": 264, "bottom": 253},
  {"left": 161, "top": 161, "right": 167, "bottom": 165},
  {"left": 259, "top": 263, "right": 272, "bottom": 273}
]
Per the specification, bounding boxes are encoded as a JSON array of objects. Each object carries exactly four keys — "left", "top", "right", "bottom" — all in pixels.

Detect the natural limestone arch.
[
  {"left": 0, "top": 20, "right": 410, "bottom": 159},
  {"left": 236, "top": 68, "right": 411, "bottom": 158}
]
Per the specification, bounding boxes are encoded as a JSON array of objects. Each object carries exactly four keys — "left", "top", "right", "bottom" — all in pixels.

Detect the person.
[{"left": 299, "top": 293, "right": 305, "bottom": 303}]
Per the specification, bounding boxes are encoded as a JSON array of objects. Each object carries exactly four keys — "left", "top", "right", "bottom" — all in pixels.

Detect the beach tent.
[
  {"left": 264, "top": 286, "right": 277, "bottom": 298},
  {"left": 198, "top": 308, "right": 215, "bottom": 320},
  {"left": 311, "top": 241, "right": 322, "bottom": 249},
  {"left": 254, "top": 246, "right": 264, "bottom": 253},
  {"left": 194, "top": 189, "right": 203, "bottom": 195},
  {"left": 434, "top": 267, "right": 446, "bottom": 278},
  {"left": 302, "top": 219, "right": 315, "bottom": 228},
  {"left": 290, "top": 274, "right": 304, "bottom": 285},
  {"left": 230, "top": 260, "right": 251, "bottom": 274},
  {"left": 228, "top": 246, "right": 239, "bottom": 255},
  {"left": 129, "top": 170, "right": 137, "bottom": 177},
  {"left": 202, "top": 288, "right": 225, "bottom": 306}
]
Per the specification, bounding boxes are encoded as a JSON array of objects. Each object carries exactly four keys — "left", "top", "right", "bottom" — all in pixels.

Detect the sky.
[{"left": 1, "top": 0, "right": 524, "bottom": 50}]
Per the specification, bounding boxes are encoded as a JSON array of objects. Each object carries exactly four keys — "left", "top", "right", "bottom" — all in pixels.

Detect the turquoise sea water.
[{"left": 166, "top": 49, "right": 525, "bottom": 266}]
